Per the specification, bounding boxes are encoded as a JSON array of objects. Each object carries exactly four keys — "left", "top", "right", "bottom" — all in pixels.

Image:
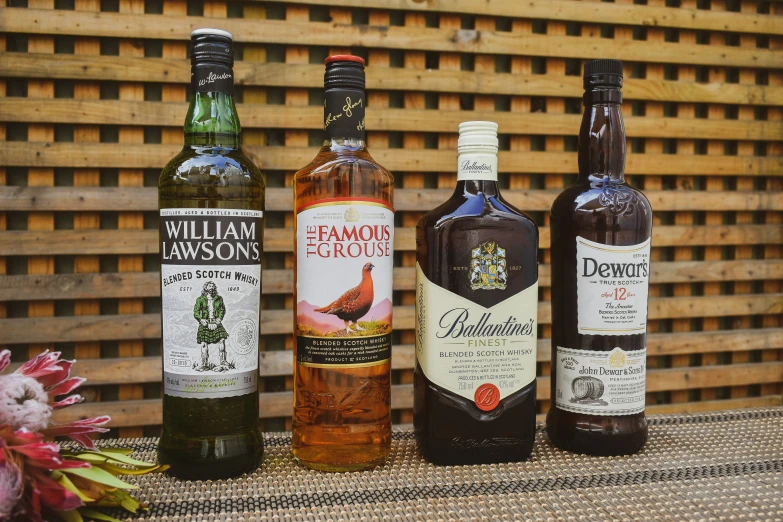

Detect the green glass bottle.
[{"left": 157, "top": 28, "right": 264, "bottom": 479}]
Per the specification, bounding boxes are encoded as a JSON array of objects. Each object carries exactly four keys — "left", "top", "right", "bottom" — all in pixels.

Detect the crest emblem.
[
  {"left": 344, "top": 207, "right": 360, "bottom": 222},
  {"left": 470, "top": 240, "right": 507, "bottom": 290}
]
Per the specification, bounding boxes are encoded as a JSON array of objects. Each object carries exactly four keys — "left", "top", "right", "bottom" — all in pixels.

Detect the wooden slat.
[
  {"left": 3, "top": 99, "right": 782, "bottom": 141},
  {"left": 1, "top": 223, "right": 780, "bottom": 257},
  {"left": 53, "top": 362, "right": 783, "bottom": 426},
  {"left": 2, "top": 8, "right": 781, "bottom": 68},
  {"left": 5, "top": 186, "right": 783, "bottom": 213},
  {"left": 3, "top": 294, "right": 781, "bottom": 344},
  {"left": 4, "top": 259, "right": 781, "bottom": 301},
  {"left": 262, "top": 0, "right": 783, "bottom": 36},
  {"left": 3, "top": 52, "right": 781, "bottom": 106},
  {"left": 3, "top": 143, "right": 780, "bottom": 177}
]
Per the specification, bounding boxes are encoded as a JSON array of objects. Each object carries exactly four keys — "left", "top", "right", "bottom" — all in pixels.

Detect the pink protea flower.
[
  {"left": 1, "top": 350, "right": 109, "bottom": 449},
  {"left": 0, "top": 458, "right": 24, "bottom": 520}
]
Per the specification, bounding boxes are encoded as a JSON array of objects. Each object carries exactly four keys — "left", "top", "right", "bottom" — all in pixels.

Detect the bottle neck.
[
  {"left": 456, "top": 179, "right": 500, "bottom": 197},
  {"left": 185, "top": 62, "right": 240, "bottom": 148},
  {"left": 457, "top": 150, "right": 498, "bottom": 182},
  {"left": 578, "top": 89, "right": 625, "bottom": 182},
  {"left": 324, "top": 87, "right": 366, "bottom": 142}
]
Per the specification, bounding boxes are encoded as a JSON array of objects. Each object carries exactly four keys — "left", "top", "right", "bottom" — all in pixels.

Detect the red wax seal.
[{"left": 474, "top": 383, "right": 500, "bottom": 411}]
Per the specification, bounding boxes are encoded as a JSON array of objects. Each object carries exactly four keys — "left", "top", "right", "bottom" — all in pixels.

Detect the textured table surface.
[{"left": 108, "top": 407, "right": 783, "bottom": 521}]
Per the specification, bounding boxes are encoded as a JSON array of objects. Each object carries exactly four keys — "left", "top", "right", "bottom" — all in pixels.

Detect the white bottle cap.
[
  {"left": 191, "top": 28, "right": 234, "bottom": 40},
  {"left": 458, "top": 121, "right": 498, "bottom": 154}
]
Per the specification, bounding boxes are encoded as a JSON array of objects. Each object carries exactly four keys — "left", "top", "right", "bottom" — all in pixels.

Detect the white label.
[
  {"left": 295, "top": 199, "right": 394, "bottom": 367},
  {"left": 555, "top": 346, "right": 646, "bottom": 415},
  {"left": 160, "top": 209, "right": 263, "bottom": 398},
  {"left": 415, "top": 263, "right": 537, "bottom": 410},
  {"left": 576, "top": 236, "right": 651, "bottom": 335},
  {"left": 457, "top": 153, "right": 498, "bottom": 181}
]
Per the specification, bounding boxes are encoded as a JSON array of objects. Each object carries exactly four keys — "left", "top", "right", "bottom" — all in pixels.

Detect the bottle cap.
[
  {"left": 324, "top": 55, "right": 365, "bottom": 90},
  {"left": 190, "top": 28, "right": 233, "bottom": 67},
  {"left": 583, "top": 59, "right": 623, "bottom": 89},
  {"left": 458, "top": 121, "right": 498, "bottom": 154}
]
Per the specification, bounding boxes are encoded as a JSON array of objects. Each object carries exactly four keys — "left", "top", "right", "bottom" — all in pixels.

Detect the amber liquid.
[
  {"left": 292, "top": 139, "right": 394, "bottom": 471},
  {"left": 546, "top": 93, "right": 652, "bottom": 456},
  {"left": 415, "top": 180, "right": 539, "bottom": 465}
]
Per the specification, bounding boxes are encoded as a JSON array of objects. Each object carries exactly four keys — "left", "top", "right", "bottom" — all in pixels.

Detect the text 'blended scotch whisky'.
[
  {"left": 546, "top": 60, "right": 652, "bottom": 456},
  {"left": 414, "top": 122, "right": 539, "bottom": 465},
  {"left": 158, "top": 29, "right": 264, "bottom": 479},
  {"left": 292, "top": 56, "right": 394, "bottom": 471}
]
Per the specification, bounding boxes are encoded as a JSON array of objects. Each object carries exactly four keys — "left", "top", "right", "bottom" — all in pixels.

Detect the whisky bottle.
[
  {"left": 414, "top": 121, "right": 539, "bottom": 465},
  {"left": 546, "top": 60, "right": 652, "bottom": 456},
  {"left": 158, "top": 29, "right": 264, "bottom": 479},
  {"left": 292, "top": 55, "right": 394, "bottom": 471}
]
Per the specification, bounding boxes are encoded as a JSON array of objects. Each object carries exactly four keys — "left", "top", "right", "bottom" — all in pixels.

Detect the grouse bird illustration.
[{"left": 314, "top": 262, "right": 375, "bottom": 332}]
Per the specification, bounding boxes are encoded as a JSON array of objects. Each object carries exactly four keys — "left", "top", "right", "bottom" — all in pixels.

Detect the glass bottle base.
[
  {"left": 545, "top": 408, "right": 648, "bottom": 456},
  {"left": 292, "top": 444, "right": 390, "bottom": 472},
  {"left": 158, "top": 429, "right": 264, "bottom": 480}
]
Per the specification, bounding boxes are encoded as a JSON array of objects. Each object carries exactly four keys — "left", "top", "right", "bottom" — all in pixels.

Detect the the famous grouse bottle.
[
  {"left": 546, "top": 59, "right": 652, "bottom": 456},
  {"left": 414, "top": 121, "right": 539, "bottom": 465},
  {"left": 158, "top": 29, "right": 264, "bottom": 479},
  {"left": 292, "top": 56, "right": 394, "bottom": 471}
]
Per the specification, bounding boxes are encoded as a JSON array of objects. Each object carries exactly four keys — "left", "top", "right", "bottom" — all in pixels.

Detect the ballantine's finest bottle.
[
  {"left": 546, "top": 60, "right": 652, "bottom": 456},
  {"left": 158, "top": 29, "right": 264, "bottom": 479},
  {"left": 414, "top": 122, "right": 539, "bottom": 465},
  {"left": 292, "top": 55, "right": 394, "bottom": 471}
]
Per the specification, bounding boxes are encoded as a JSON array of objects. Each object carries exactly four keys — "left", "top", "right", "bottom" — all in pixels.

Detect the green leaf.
[
  {"left": 99, "top": 448, "right": 134, "bottom": 456},
  {"left": 99, "top": 462, "right": 167, "bottom": 476},
  {"left": 54, "top": 509, "right": 84, "bottom": 522},
  {"left": 68, "top": 449, "right": 160, "bottom": 469},
  {"left": 56, "top": 473, "right": 95, "bottom": 502},
  {"left": 78, "top": 508, "right": 122, "bottom": 522},
  {"left": 63, "top": 466, "right": 139, "bottom": 490}
]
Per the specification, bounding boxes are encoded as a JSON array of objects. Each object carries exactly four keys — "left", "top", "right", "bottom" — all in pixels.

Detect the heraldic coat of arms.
[{"left": 470, "top": 240, "right": 508, "bottom": 290}]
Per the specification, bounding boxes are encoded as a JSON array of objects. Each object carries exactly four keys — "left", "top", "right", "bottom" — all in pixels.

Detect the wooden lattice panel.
[{"left": 0, "top": 0, "right": 781, "bottom": 435}]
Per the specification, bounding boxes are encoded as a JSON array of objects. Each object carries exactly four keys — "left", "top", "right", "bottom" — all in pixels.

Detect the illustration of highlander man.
[{"left": 193, "top": 281, "right": 232, "bottom": 371}]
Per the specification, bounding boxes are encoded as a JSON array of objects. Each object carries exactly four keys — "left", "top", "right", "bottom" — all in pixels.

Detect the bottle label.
[
  {"left": 159, "top": 209, "right": 262, "bottom": 398},
  {"left": 576, "top": 236, "right": 651, "bottom": 335},
  {"left": 324, "top": 88, "right": 366, "bottom": 141},
  {"left": 415, "top": 263, "right": 538, "bottom": 410},
  {"left": 457, "top": 153, "right": 498, "bottom": 181},
  {"left": 554, "top": 346, "right": 646, "bottom": 415},
  {"left": 191, "top": 63, "right": 234, "bottom": 94},
  {"left": 295, "top": 199, "right": 394, "bottom": 367}
]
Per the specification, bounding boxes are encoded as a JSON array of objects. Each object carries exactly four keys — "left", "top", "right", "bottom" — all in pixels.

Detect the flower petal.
[
  {"left": 38, "top": 359, "right": 75, "bottom": 389},
  {"left": 52, "top": 394, "right": 85, "bottom": 409},
  {"left": 34, "top": 472, "right": 84, "bottom": 511},
  {"left": 14, "top": 443, "right": 91, "bottom": 470},
  {"left": 47, "top": 377, "right": 86, "bottom": 398},
  {"left": 0, "top": 349, "right": 10, "bottom": 373}
]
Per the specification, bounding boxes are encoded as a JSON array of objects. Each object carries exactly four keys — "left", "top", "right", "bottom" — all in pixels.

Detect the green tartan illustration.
[{"left": 194, "top": 293, "right": 229, "bottom": 344}]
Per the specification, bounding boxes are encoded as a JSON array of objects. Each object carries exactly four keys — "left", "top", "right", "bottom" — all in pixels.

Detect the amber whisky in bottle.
[
  {"left": 546, "top": 60, "right": 652, "bottom": 456},
  {"left": 158, "top": 29, "right": 264, "bottom": 479},
  {"left": 292, "top": 55, "right": 394, "bottom": 471},
  {"left": 414, "top": 121, "right": 539, "bottom": 465}
]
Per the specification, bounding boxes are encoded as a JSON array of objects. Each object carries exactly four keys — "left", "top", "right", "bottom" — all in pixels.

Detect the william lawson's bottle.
[
  {"left": 415, "top": 122, "right": 539, "bottom": 465},
  {"left": 158, "top": 29, "right": 264, "bottom": 478},
  {"left": 546, "top": 60, "right": 652, "bottom": 456}
]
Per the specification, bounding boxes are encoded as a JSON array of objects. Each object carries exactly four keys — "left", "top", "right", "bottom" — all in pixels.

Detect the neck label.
[
  {"left": 324, "top": 89, "right": 366, "bottom": 140},
  {"left": 192, "top": 63, "right": 234, "bottom": 94},
  {"left": 458, "top": 153, "right": 498, "bottom": 181}
]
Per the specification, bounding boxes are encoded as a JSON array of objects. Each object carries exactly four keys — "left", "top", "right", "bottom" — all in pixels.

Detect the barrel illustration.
[{"left": 571, "top": 376, "right": 605, "bottom": 401}]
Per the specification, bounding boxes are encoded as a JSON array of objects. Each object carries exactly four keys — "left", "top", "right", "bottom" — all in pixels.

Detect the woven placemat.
[{"left": 106, "top": 408, "right": 783, "bottom": 521}]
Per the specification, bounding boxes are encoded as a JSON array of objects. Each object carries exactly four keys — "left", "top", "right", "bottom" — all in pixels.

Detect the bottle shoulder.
[
  {"left": 420, "top": 192, "right": 538, "bottom": 235},
  {"left": 294, "top": 149, "right": 393, "bottom": 184},
  {"left": 551, "top": 180, "right": 652, "bottom": 221},
  {"left": 159, "top": 146, "right": 265, "bottom": 189}
]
